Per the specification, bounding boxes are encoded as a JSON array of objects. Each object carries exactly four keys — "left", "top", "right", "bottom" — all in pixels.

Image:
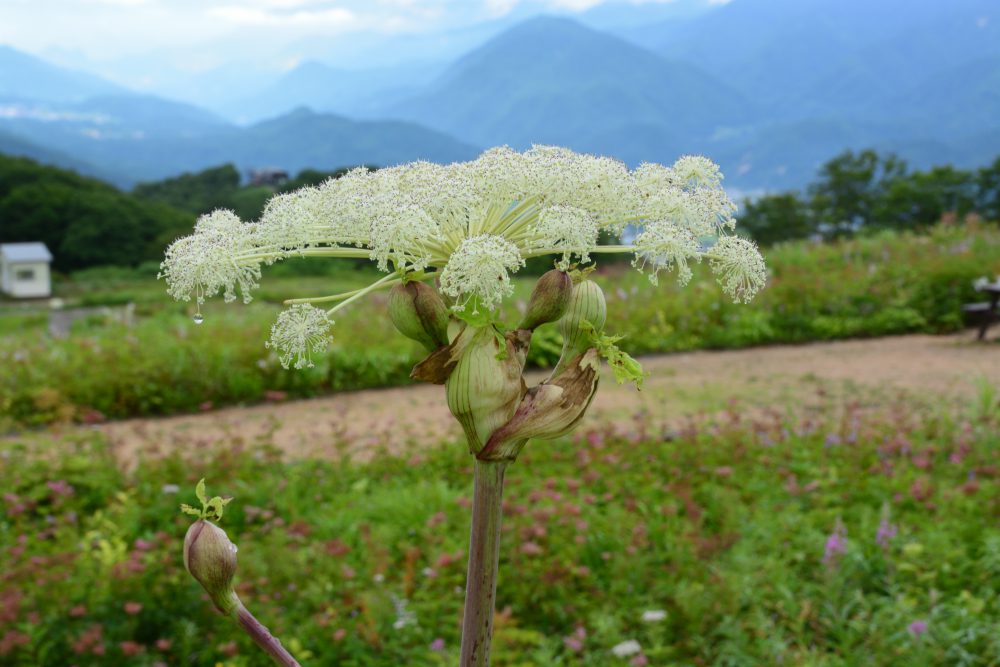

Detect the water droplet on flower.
[{"left": 193, "top": 313, "right": 204, "bottom": 324}]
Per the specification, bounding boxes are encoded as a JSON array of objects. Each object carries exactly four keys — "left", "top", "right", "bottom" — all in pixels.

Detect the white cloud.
[
  {"left": 208, "top": 5, "right": 358, "bottom": 27},
  {"left": 548, "top": 0, "right": 604, "bottom": 9},
  {"left": 485, "top": 0, "right": 521, "bottom": 16}
]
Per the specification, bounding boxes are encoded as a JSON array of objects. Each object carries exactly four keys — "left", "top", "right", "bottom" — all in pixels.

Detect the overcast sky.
[{"left": 0, "top": 0, "right": 710, "bottom": 63}]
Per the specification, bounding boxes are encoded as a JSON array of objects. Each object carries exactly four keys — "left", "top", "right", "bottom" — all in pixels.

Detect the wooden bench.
[{"left": 967, "top": 281, "right": 1000, "bottom": 340}]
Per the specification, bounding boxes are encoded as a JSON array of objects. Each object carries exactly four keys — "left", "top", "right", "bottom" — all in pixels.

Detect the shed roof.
[{"left": 0, "top": 242, "right": 53, "bottom": 263}]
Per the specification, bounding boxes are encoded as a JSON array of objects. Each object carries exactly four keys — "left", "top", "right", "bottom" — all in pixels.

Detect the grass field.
[
  {"left": 2, "top": 385, "right": 999, "bottom": 666},
  {"left": 1, "top": 223, "right": 998, "bottom": 428}
]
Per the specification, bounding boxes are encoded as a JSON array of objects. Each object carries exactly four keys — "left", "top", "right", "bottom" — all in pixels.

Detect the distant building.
[
  {"left": 0, "top": 242, "right": 53, "bottom": 298},
  {"left": 249, "top": 168, "right": 289, "bottom": 187}
]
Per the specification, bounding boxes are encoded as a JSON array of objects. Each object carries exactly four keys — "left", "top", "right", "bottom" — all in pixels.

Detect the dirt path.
[{"left": 89, "top": 332, "right": 998, "bottom": 463}]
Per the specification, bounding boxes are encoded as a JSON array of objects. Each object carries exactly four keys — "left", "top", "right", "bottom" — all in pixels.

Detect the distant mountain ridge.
[
  {"left": 1, "top": 1, "right": 999, "bottom": 191},
  {"left": 0, "top": 45, "right": 124, "bottom": 102},
  {"left": 384, "top": 16, "right": 754, "bottom": 164},
  {"left": 0, "top": 44, "right": 479, "bottom": 186}
]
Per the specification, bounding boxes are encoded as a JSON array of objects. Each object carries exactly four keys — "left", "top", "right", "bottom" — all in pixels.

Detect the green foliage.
[
  {"left": 1, "top": 395, "right": 998, "bottom": 665},
  {"left": 132, "top": 164, "right": 241, "bottom": 217},
  {"left": 0, "top": 155, "right": 193, "bottom": 271},
  {"left": 739, "top": 192, "right": 813, "bottom": 247},
  {"left": 1, "top": 224, "right": 998, "bottom": 427},
  {"left": 580, "top": 321, "right": 644, "bottom": 388},
  {"left": 131, "top": 163, "right": 371, "bottom": 222},
  {"left": 179, "top": 479, "right": 232, "bottom": 522},
  {"left": 741, "top": 150, "right": 1000, "bottom": 245}
]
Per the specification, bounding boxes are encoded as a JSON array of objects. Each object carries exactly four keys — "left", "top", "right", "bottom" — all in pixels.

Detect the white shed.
[{"left": 0, "top": 242, "right": 53, "bottom": 298}]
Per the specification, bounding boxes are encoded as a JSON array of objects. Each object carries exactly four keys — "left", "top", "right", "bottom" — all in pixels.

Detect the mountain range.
[{"left": 0, "top": 0, "right": 998, "bottom": 191}]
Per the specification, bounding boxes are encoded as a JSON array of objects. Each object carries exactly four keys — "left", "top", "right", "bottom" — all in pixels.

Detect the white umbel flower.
[
  {"left": 370, "top": 204, "right": 441, "bottom": 272},
  {"left": 266, "top": 304, "right": 333, "bottom": 369},
  {"left": 611, "top": 639, "right": 642, "bottom": 658},
  {"left": 527, "top": 205, "right": 600, "bottom": 268},
  {"left": 439, "top": 235, "right": 525, "bottom": 312},
  {"left": 160, "top": 146, "right": 766, "bottom": 358},
  {"left": 633, "top": 223, "right": 702, "bottom": 286},
  {"left": 708, "top": 236, "right": 768, "bottom": 304},
  {"left": 671, "top": 155, "right": 723, "bottom": 188},
  {"left": 159, "top": 209, "right": 261, "bottom": 304}
]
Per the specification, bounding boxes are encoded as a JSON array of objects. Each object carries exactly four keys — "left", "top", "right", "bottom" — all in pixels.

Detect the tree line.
[
  {"left": 2, "top": 151, "right": 998, "bottom": 273},
  {"left": 740, "top": 150, "right": 1000, "bottom": 246}
]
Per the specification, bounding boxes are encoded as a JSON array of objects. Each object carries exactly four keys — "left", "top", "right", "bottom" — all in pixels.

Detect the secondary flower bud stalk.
[
  {"left": 184, "top": 519, "right": 239, "bottom": 615},
  {"left": 388, "top": 281, "right": 450, "bottom": 351},
  {"left": 554, "top": 279, "right": 606, "bottom": 376},
  {"left": 183, "top": 519, "right": 302, "bottom": 666},
  {"left": 518, "top": 269, "right": 572, "bottom": 330}
]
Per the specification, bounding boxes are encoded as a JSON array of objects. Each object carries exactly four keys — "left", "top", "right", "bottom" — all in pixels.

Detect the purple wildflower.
[
  {"left": 876, "top": 506, "right": 898, "bottom": 549},
  {"left": 823, "top": 520, "right": 848, "bottom": 567},
  {"left": 907, "top": 620, "right": 928, "bottom": 637}
]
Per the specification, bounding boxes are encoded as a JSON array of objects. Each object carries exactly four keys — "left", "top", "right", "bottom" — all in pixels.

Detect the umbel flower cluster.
[
  {"left": 164, "top": 146, "right": 766, "bottom": 667},
  {"left": 160, "top": 146, "right": 765, "bottom": 369}
]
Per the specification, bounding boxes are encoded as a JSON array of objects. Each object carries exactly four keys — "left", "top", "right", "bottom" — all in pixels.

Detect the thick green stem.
[
  {"left": 460, "top": 459, "right": 508, "bottom": 667},
  {"left": 234, "top": 603, "right": 302, "bottom": 667}
]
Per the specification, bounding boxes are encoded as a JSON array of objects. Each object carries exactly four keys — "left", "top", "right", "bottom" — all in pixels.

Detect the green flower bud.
[
  {"left": 388, "top": 281, "right": 450, "bottom": 352},
  {"left": 444, "top": 325, "right": 529, "bottom": 455},
  {"left": 184, "top": 519, "right": 240, "bottom": 615},
  {"left": 554, "top": 279, "right": 606, "bottom": 376},
  {"left": 480, "top": 349, "right": 601, "bottom": 461},
  {"left": 518, "top": 269, "right": 572, "bottom": 330}
]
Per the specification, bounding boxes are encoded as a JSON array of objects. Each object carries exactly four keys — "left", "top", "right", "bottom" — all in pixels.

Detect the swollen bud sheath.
[
  {"left": 519, "top": 269, "right": 572, "bottom": 330},
  {"left": 388, "top": 281, "right": 450, "bottom": 352},
  {"left": 554, "top": 279, "right": 606, "bottom": 376},
  {"left": 184, "top": 519, "right": 240, "bottom": 615},
  {"left": 444, "top": 326, "right": 528, "bottom": 455},
  {"left": 480, "top": 349, "right": 601, "bottom": 461}
]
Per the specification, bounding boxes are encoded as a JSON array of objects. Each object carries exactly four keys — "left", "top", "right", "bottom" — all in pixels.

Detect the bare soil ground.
[{"left": 84, "top": 332, "right": 999, "bottom": 464}]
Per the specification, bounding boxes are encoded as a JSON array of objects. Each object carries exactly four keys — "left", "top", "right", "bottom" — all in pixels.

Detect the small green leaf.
[
  {"left": 206, "top": 497, "right": 225, "bottom": 521},
  {"left": 491, "top": 326, "right": 508, "bottom": 361},
  {"left": 182, "top": 480, "right": 236, "bottom": 522},
  {"left": 180, "top": 504, "right": 202, "bottom": 517},
  {"left": 581, "top": 320, "right": 646, "bottom": 389}
]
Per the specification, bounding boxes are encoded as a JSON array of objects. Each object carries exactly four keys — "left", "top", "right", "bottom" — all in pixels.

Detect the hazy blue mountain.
[
  {"left": 0, "top": 105, "right": 477, "bottom": 186},
  {"left": 651, "top": 0, "right": 1000, "bottom": 118},
  {"left": 706, "top": 118, "right": 983, "bottom": 192},
  {"left": 386, "top": 16, "right": 754, "bottom": 165},
  {"left": 884, "top": 56, "right": 1000, "bottom": 138},
  {"left": 219, "top": 108, "right": 478, "bottom": 173},
  {"left": 0, "top": 128, "right": 109, "bottom": 179},
  {"left": 0, "top": 44, "right": 125, "bottom": 102},
  {"left": 225, "top": 60, "right": 446, "bottom": 123}
]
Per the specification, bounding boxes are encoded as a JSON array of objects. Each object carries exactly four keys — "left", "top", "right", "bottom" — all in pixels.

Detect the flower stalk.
[
  {"left": 460, "top": 460, "right": 508, "bottom": 667},
  {"left": 182, "top": 482, "right": 302, "bottom": 667}
]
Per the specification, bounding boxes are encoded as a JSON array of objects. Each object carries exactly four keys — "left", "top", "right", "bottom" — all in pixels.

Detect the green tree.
[
  {"left": 873, "top": 165, "right": 977, "bottom": 229},
  {"left": 976, "top": 157, "right": 1000, "bottom": 222},
  {"left": 133, "top": 164, "right": 242, "bottom": 215},
  {"left": 0, "top": 155, "right": 193, "bottom": 271},
  {"left": 739, "top": 192, "right": 814, "bottom": 246},
  {"left": 808, "top": 150, "right": 907, "bottom": 237}
]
